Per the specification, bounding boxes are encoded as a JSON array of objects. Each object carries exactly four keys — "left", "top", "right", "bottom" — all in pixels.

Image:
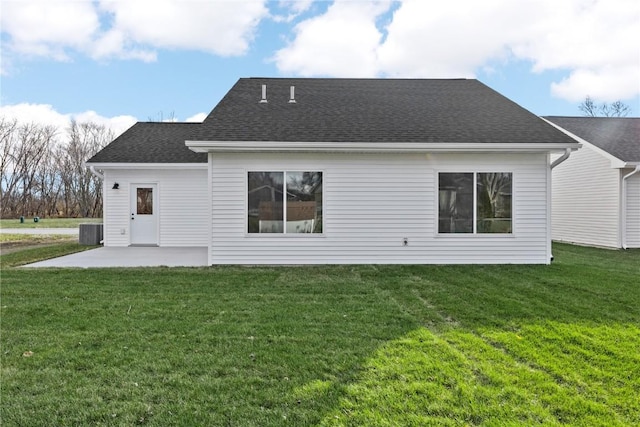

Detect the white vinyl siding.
[
  {"left": 209, "top": 152, "right": 550, "bottom": 264},
  {"left": 552, "top": 145, "right": 621, "bottom": 248},
  {"left": 103, "top": 168, "right": 208, "bottom": 247},
  {"left": 626, "top": 173, "right": 640, "bottom": 248}
]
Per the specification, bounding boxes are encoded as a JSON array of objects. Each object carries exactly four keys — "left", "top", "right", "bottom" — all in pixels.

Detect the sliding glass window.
[
  {"left": 248, "top": 171, "right": 323, "bottom": 234},
  {"left": 438, "top": 172, "right": 512, "bottom": 234}
]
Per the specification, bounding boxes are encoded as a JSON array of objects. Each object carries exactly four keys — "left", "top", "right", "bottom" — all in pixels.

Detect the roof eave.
[
  {"left": 185, "top": 140, "right": 580, "bottom": 154},
  {"left": 85, "top": 162, "right": 208, "bottom": 170}
]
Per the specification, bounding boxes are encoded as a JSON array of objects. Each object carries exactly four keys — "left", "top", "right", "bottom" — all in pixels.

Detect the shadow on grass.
[
  {"left": 1, "top": 266, "right": 418, "bottom": 426},
  {"left": 2, "top": 243, "right": 639, "bottom": 425},
  {"left": 309, "top": 243, "right": 640, "bottom": 425}
]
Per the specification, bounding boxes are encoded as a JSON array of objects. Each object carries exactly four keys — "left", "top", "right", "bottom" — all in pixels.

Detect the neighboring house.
[
  {"left": 544, "top": 116, "right": 640, "bottom": 249},
  {"left": 87, "top": 78, "right": 579, "bottom": 264}
]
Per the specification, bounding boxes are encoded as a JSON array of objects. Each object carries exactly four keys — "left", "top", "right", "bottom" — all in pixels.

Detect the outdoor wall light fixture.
[{"left": 112, "top": 183, "right": 120, "bottom": 190}]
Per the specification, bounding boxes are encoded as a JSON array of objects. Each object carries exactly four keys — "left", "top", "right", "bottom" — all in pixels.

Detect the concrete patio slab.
[{"left": 23, "top": 247, "right": 208, "bottom": 268}]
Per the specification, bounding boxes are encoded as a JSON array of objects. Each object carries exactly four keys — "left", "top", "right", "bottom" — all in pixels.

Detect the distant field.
[{"left": 0, "top": 218, "right": 102, "bottom": 229}]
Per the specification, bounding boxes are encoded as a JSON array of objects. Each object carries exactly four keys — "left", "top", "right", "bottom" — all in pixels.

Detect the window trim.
[
  {"left": 436, "top": 170, "right": 514, "bottom": 236},
  {"left": 246, "top": 170, "right": 325, "bottom": 237}
]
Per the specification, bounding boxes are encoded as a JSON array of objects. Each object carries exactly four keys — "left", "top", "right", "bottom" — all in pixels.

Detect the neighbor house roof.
[
  {"left": 544, "top": 116, "right": 640, "bottom": 163},
  {"left": 87, "top": 122, "right": 206, "bottom": 164},
  {"left": 193, "top": 78, "right": 577, "bottom": 145}
]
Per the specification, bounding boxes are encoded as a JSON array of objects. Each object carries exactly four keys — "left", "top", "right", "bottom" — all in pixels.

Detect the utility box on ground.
[{"left": 79, "top": 223, "right": 103, "bottom": 245}]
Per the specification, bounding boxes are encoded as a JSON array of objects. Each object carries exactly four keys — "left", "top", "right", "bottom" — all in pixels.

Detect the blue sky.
[{"left": 1, "top": 0, "right": 639, "bottom": 137}]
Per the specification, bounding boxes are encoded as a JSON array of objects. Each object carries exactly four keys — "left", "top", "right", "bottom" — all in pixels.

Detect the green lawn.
[
  {"left": 0, "top": 217, "right": 101, "bottom": 229},
  {"left": 1, "top": 244, "right": 639, "bottom": 426},
  {"left": 0, "top": 241, "right": 96, "bottom": 267}
]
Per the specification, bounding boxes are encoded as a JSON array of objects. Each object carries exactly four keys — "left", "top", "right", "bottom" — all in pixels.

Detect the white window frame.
[
  {"left": 246, "top": 170, "right": 324, "bottom": 236},
  {"left": 436, "top": 171, "right": 514, "bottom": 236}
]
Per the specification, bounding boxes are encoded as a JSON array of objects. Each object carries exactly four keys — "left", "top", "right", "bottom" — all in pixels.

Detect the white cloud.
[
  {"left": 2, "top": 0, "right": 638, "bottom": 104},
  {"left": 0, "top": 104, "right": 210, "bottom": 136},
  {"left": 0, "top": 0, "right": 99, "bottom": 60},
  {"left": 274, "top": 0, "right": 392, "bottom": 77},
  {"left": 272, "top": 0, "right": 315, "bottom": 23},
  {"left": 0, "top": 103, "right": 137, "bottom": 138},
  {"left": 1, "top": 0, "right": 269, "bottom": 63},
  {"left": 274, "top": 0, "right": 640, "bottom": 102},
  {"left": 96, "top": 0, "right": 269, "bottom": 59},
  {"left": 90, "top": 28, "right": 157, "bottom": 62},
  {"left": 185, "top": 112, "right": 207, "bottom": 122},
  {"left": 509, "top": 0, "right": 640, "bottom": 102},
  {"left": 282, "top": 0, "right": 315, "bottom": 15},
  {"left": 376, "top": 0, "right": 529, "bottom": 78},
  {"left": 550, "top": 65, "right": 640, "bottom": 102}
]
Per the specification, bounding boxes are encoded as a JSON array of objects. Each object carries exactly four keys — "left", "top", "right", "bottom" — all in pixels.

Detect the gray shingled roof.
[
  {"left": 87, "top": 122, "right": 206, "bottom": 163},
  {"left": 89, "top": 78, "right": 577, "bottom": 164},
  {"left": 544, "top": 116, "right": 640, "bottom": 163},
  {"left": 195, "top": 78, "right": 576, "bottom": 144}
]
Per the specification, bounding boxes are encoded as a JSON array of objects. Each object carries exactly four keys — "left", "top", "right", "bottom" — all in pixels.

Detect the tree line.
[{"left": 1, "top": 118, "right": 112, "bottom": 219}]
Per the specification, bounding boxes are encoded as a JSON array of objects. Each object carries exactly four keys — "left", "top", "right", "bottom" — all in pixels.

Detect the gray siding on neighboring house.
[
  {"left": 626, "top": 173, "right": 640, "bottom": 248},
  {"left": 209, "top": 152, "right": 550, "bottom": 265},
  {"left": 103, "top": 168, "right": 208, "bottom": 247},
  {"left": 551, "top": 145, "right": 621, "bottom": 248}
]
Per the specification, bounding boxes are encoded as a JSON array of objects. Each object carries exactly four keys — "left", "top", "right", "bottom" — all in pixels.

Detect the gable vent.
[{"left": 259, "top": 84, "right": 267, "bottom": 103}]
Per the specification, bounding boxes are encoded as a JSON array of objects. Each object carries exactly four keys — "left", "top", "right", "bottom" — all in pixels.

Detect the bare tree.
[
  {"left": 0, "top": 118, "right": 19, "bottom": 217},
  {"left": 579, "top": 96, "right": 632, "bottom": 117},
  {"left": 35, "top": 152, "right": 63, "bottom": 217},
  {"left": 0, "top": 117, "right": 112, "bottom": 218},
  {"left": 0, "top": 121, "right": 58, "bottom": 217},
  {"left": 148, "top": 111, "right": 176, "bottom": 122},
  {"left": 59, "top": 120, "right": 112, "bottom": 217},
  {"left": 603, "top": 100, "right": 632, "bottom": 117}
]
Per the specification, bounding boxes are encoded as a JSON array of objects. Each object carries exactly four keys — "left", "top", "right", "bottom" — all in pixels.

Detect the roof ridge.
[
  {"left": 245, "top": 77, "right": 471, "bottom": 81},
  {"left": 136, "top": 121, "right": 202, "bottom": 125}
]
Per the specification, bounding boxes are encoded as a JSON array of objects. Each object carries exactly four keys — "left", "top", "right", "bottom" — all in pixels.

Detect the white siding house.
[
  {"left": 546, "top": 117, "right": 640, "bottom": 249},
  {"left": 205, "top": 152, "right": 552, "bottom": 264},
  {"left": 88, "top": 78, "right": 580, "bottom": 264},
  {"left": 87, "top": 122, "right": 209, "bottom": 248},
  {"left": 100, "top": 167, "right": 208, "bottom": 247}
]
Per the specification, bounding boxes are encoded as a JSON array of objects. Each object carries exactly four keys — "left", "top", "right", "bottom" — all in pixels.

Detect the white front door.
[{"left": 130, "top": 184, "right": 158, "bottom": 246}]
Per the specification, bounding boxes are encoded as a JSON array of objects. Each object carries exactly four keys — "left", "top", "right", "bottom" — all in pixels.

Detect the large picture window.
[
  {"left": 248, "top": 171, "right": 323, "bottom": 234},
  {"left": 439, "top": 172, "right": 512, "bottom": 234}
]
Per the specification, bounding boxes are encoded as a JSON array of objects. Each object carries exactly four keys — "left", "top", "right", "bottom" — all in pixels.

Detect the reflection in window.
[
  {"left": 248, "top": 172, "right": 284, "bottom": 233},
  {"left": 477, "top": 173, "right": 512, "bottom": 233},
  {"left": 438, "top": 173, "right": 473, "bottom": 233},
  {"left": 137, "top": 188, "right": 153, "bottom": 215},
  {"left": 439, "top": 172, "right": 512, "bottom": 234},
  {"left": 248, "top": 171, "right": 323, "bottom": 234},
  {"left": 286, "top": 172, "right": 322, "bottom": 233}
]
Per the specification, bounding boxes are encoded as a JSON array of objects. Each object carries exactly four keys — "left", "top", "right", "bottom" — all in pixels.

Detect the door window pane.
[
  {"left": 477, "top": 173, "right": 512, "bottom": 233},
  {"left": 286, "top": 172, "right": 323, "bottom": 233},
  {"left": 439, "top": 173, "right": 473, "bottom": 233},
  {"left": 136, "top": 188, "right": 153, "bottom": 215},
  {"left": 248, "top": 172, "right": 283, "bottom": 233}
]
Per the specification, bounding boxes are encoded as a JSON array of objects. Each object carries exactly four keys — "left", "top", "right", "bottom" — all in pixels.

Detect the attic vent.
[
  {"left": 289, "top": 85, "right": 296, "bottom": 103},
  {"left": 260, "top": 84, "right": 267, "bottom": 103}
]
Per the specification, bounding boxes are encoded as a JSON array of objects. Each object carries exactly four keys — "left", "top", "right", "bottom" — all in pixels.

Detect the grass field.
[
  {"left": 1, "top": 244, "right": 639, "bottom": 426},
  {"left": 0, "top": 217, "right": 101, "bottom": 229}
]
